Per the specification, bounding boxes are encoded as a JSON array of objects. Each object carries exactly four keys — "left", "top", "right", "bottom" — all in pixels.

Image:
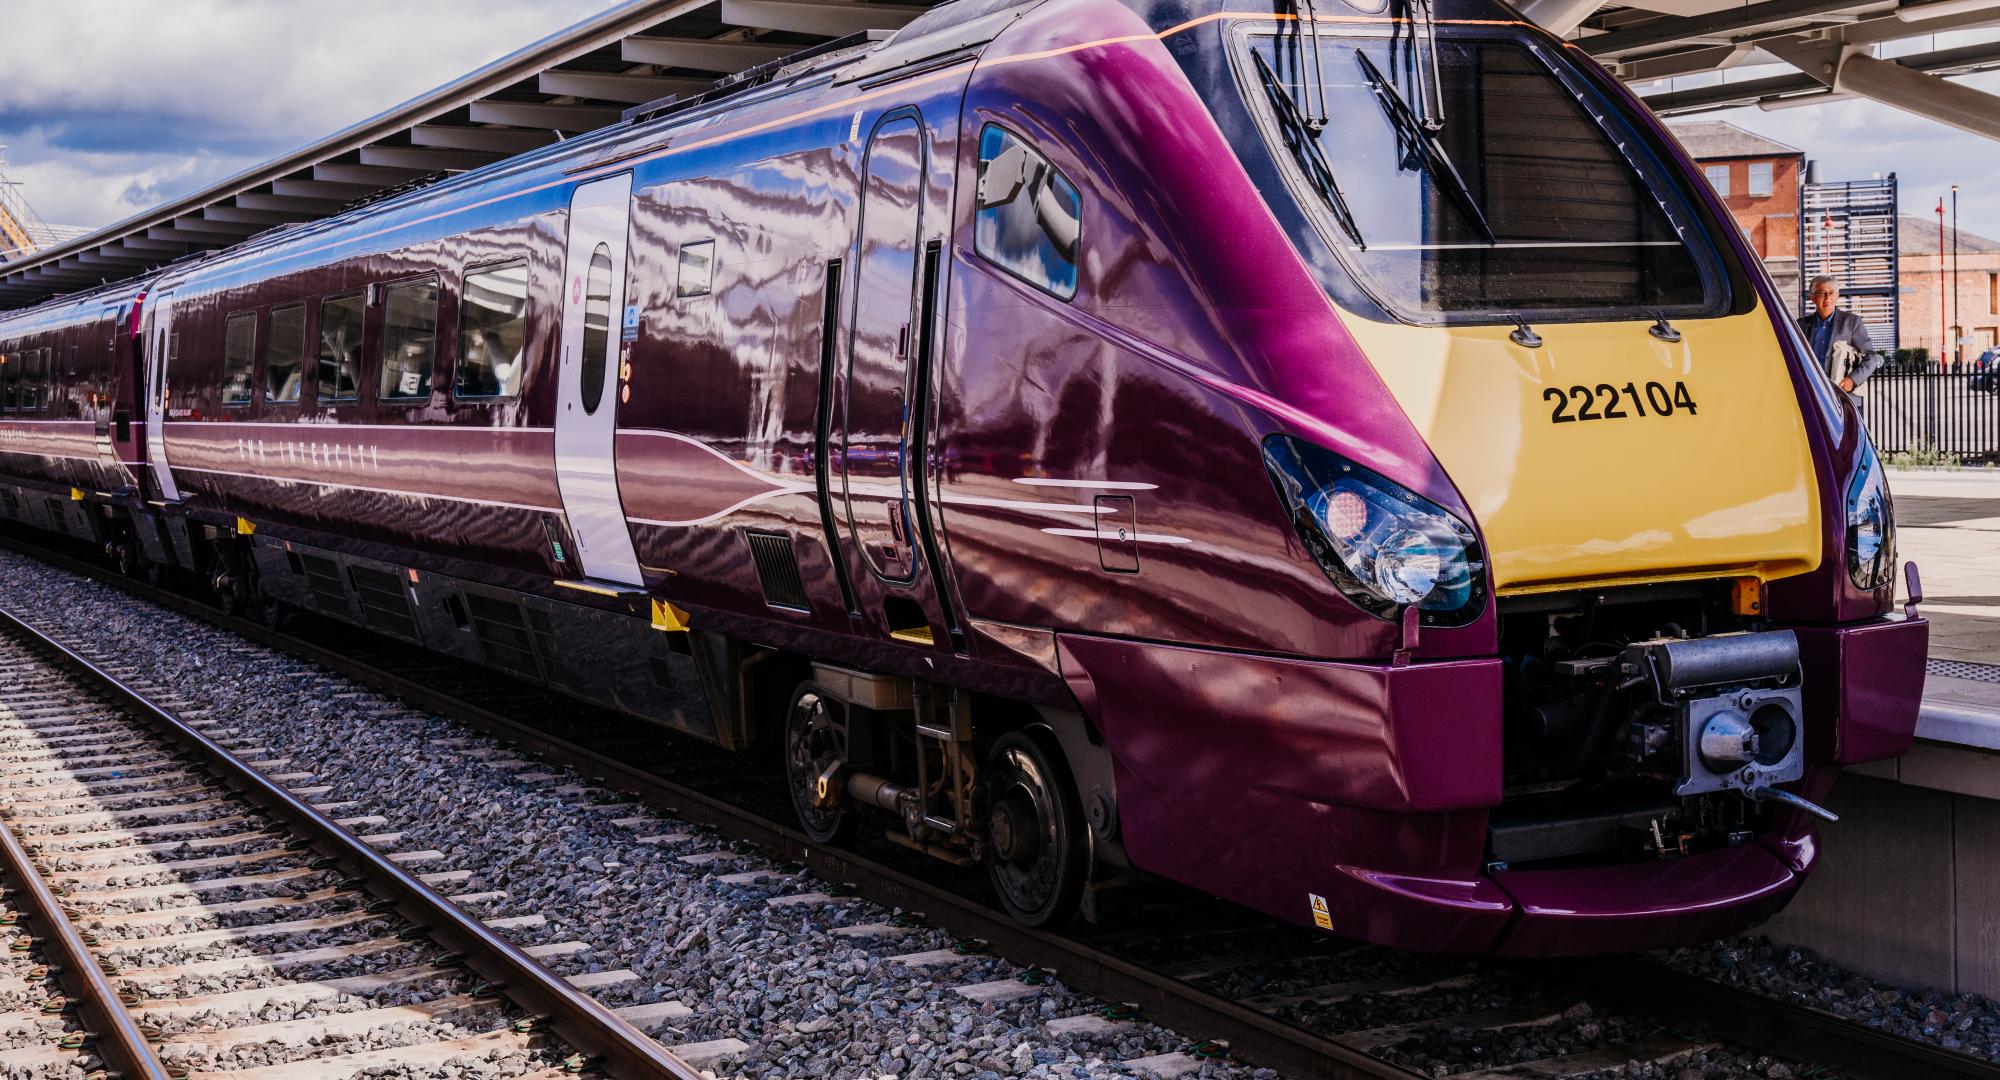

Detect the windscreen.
[{"left": 1241, "top": 28, "right": 1716, "bottom": 321}]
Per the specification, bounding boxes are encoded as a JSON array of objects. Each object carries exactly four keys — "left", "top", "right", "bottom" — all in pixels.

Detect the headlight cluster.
[
  {"left": 1263, "top": 435, "right": 1486, "bottom": 626},
  {"left": 1845, "top": 441, "right": 1895, "bottom": 591}
]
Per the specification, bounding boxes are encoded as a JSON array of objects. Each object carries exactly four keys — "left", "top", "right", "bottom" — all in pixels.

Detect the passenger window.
[
  {"left": 974, "top": 124, "right": 1080, "bottom": 301},
  {"left": 221, "top": 314, "right": 256, "bottom": 406},
  {"left": 1, "top": 351, "right": 14, "bottom": 413},
  {"left": 581, "top": 245, "right": 613, "bottom": 415},
  {"left": 28, "top": 349, "right": 48, "bottom": 413},
  {"left": 266, "top": 304, "right": 306, "bottom": 404},
  {"left": 0, "top": 351, "right": 10, "bottom": 414},
  {"left": 316, "top": 293, "right": 365, "bottom": 402},
  {"left": 379, "top": 277, "right": 439, "bottom": 401},
  {"left": 457, "top": 263, "right": 528, "bottom": 400},
  {"left": 12, "top": 350, "right": 34, "bottom": 413},
  {"left": 676, "top": 240, "right": 713, "bottom": 298}
]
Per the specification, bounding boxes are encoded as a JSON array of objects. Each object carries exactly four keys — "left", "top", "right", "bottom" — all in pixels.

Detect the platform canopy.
[
  {"left": 0, "top": 0, "right": 940, "bottom": 310},
  {"left": 1545, "top": 0, "right": 2000, "bottom": 134},
  {"left": 5, "top": 0, "right": 1998, "bottom": 311}
]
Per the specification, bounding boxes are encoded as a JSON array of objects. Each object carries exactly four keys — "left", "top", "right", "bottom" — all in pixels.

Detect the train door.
[
  {"left": 143, "top": 292, "right": 181, "bottom": 501},
  {"left": 825, "top": 106, "right": 962, "bottom": 647},
  {"left": 552, "top": 173, "right": 645, "bottom": 587},
  {"left": 93, "top": 307, "right": 121, "bottom": 480}
]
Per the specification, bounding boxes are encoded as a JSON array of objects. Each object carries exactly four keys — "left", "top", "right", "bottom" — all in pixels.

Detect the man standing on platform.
[{"left": 1799, "top": 275, "right": 1880, "bottom": 402}]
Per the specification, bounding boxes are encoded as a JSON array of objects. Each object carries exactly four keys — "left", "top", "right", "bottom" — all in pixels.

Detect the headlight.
[
  {"left": 1845, "top": 441, "right": 1895, "bottom": 591},
  {"left": 1263, "top": 435, "right": 1486, "bottom": 626}
]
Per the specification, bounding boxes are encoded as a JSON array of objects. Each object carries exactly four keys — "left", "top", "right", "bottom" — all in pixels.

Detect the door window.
[
  {"left": 580, "top": 244, "right": 612, "bottom": 415},
  {"left": 162, "top": 333, "right": 179, "bottom": 410},
  {"left": 677, "top": 241, "right": 714, "bottom": 298}
]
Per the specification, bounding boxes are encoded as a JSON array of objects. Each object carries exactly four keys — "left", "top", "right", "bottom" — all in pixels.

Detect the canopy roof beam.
[{"left": 409, "top": 125, "right": 558, "bottom": 155}]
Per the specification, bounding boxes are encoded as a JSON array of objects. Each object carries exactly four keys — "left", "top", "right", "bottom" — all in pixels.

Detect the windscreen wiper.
[
  {"left": 1354, "top": 49, "right": 1496, "bottom": 245},
  {"left": 1252, "top": 49, "right": 1366, "bottom": 250}
]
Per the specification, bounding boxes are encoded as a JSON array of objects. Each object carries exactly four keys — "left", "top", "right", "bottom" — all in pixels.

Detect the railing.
[{"left": 1861, "top": 368, "right": 2000, "bottom": 461}]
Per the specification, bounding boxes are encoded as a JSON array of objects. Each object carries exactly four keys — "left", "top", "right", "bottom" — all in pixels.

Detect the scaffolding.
[{"left": 1800, "top": 174, "right": 1900, "bottom": 352}]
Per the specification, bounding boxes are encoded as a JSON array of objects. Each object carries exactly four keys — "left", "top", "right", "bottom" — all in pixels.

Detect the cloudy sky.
[
  {"left": 2, "top": 0, "right": 1999, "bottom": 237},
  {"left": 0, "top": 0, "right": 612, "bottom": 231}
]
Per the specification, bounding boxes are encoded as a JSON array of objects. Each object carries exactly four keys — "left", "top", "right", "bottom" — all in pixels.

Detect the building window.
[
  {"left": 1704, "top": 164, "right": 1730, "bottom": 197},
  {"left": 1747, "top": 161, "right": 1773, "bottom": 197},
  {"left": 1989, "top": 272, "right": 1997, "bottom": 314}
]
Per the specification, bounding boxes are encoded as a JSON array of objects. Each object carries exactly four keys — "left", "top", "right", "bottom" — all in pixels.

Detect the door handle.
[
  {"left": 886, "top": 503, "right": 905, "bottom": 543},
  {"left": 896, "top": 323, "right": 909, "bottom": 360}
]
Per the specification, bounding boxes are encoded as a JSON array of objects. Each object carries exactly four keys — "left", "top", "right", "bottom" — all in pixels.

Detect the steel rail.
[
  {"left": 10, "top": 531, "right": 2000, "bottom": 1080},
  {"left": 1567, "top": 958, "right": 2000, "bottom": 1080},
  {"left": 0, "top": 602, "right": 707, "bottom": 1080},
  {"left": 0, "top": 538, "right": 1418, "bottom": 1080},
  {"left": 0, "top": 749, "right": 171, "bottom": 1080}
]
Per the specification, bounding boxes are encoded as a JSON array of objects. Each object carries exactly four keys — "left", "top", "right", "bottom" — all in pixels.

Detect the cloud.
[{"left": 0, "top": 0, "right": 612, "bottom": 229}]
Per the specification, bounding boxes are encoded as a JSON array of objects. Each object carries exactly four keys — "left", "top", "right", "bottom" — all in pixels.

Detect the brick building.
[
  {"left": 1898, "top": 216, "right": 2000, "bottom": 366},
  {"left": 1670, "top": 121, "right": 1805, "bottom": 297}
]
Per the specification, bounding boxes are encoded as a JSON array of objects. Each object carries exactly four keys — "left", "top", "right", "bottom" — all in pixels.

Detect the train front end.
[
  {"left": 966, "top": 0, "right": 1927, "bottom": 955},
  {"left": 1227, "top": 5, "right": 1927, "bottom": 954}
]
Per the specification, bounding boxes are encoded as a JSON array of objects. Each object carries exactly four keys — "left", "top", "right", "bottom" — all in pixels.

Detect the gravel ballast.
[{"left": 3, "top": 546, "right": 1997, "bottom": 1079}]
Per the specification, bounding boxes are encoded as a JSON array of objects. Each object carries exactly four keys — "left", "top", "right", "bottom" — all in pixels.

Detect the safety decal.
[
  {"left": 1309, "top": 893, "right": 1332, "bottom": 931},
  {"left": 622, "top": 304, "right": 642, "bottom": 342}
]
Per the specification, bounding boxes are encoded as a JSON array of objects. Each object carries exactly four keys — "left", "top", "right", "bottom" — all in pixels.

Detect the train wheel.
[
  {"left": 985, "top": 730, "right": 1087, "bottom": 928},
  {"left": 784, "top": 685, "right": 858, "bottom": 845}
]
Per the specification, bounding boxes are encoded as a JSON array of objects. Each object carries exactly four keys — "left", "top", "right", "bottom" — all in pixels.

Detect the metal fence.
[{"left": 1862, "top": 369, "right": 2000, "bottom": 461}]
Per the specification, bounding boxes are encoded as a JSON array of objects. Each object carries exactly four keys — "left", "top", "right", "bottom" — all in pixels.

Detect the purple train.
[{"left": 0, "top": 0, "right": 1927, "bottom": 954}]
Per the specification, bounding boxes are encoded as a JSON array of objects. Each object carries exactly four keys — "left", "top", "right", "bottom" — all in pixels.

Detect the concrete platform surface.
[{"left": 1892, "top": 468, "right": 2000, "bottom": 668}]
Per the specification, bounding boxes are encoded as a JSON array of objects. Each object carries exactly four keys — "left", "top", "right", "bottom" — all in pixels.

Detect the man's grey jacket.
[{"left": 1797, "top": 308, "right": 1881, "bottom": 389}]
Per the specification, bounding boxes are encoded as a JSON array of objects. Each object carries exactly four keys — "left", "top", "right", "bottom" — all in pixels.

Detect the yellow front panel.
[{"left": 1336, "top": 303, "right": 1821, "bottom": 594}]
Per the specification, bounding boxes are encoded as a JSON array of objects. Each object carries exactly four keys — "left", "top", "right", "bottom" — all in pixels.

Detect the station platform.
[
  {"left": 1894, "top": 467, "right": 2000, "bottom": 739},
  {"left": 1759, "top": 468, "right": 2000, "bottom": 997}
]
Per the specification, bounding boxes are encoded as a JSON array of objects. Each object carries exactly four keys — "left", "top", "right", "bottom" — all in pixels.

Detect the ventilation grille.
[
  {"left": 298, "top": 554, "right": 349, "bottom": 614},
  {"left": 347, "top": 565, "right": 420, "bottom": 641},
  {"left": 649, "top": 655, "right": 676, "bottom": 690},
  {"left": 746, "top": 532, "right": 810, "bottom": 611},
  {"left": 1930, "top": 659, "right": 2000, "bottom": 684},
  {"left": 466, "top": 594, "right": 540, "bottom": 678}
]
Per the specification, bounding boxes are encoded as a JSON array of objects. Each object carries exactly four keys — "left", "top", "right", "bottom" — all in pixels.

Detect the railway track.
[
  {"left": 0, "top": 605, "right": 708, "bottom": 1080},
  {"left": 2, "top": 530, "right": 1997, "bottom": 1080}
]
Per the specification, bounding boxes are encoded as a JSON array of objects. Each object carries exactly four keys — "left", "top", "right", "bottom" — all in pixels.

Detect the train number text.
[{"left": 1544, "top": 381, "right": 1699, "bottom": 424}]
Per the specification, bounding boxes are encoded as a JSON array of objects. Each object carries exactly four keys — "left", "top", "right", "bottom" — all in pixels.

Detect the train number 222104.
[{"left": 1543, "top": 381, "right": 1699, "bottom": 424}]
